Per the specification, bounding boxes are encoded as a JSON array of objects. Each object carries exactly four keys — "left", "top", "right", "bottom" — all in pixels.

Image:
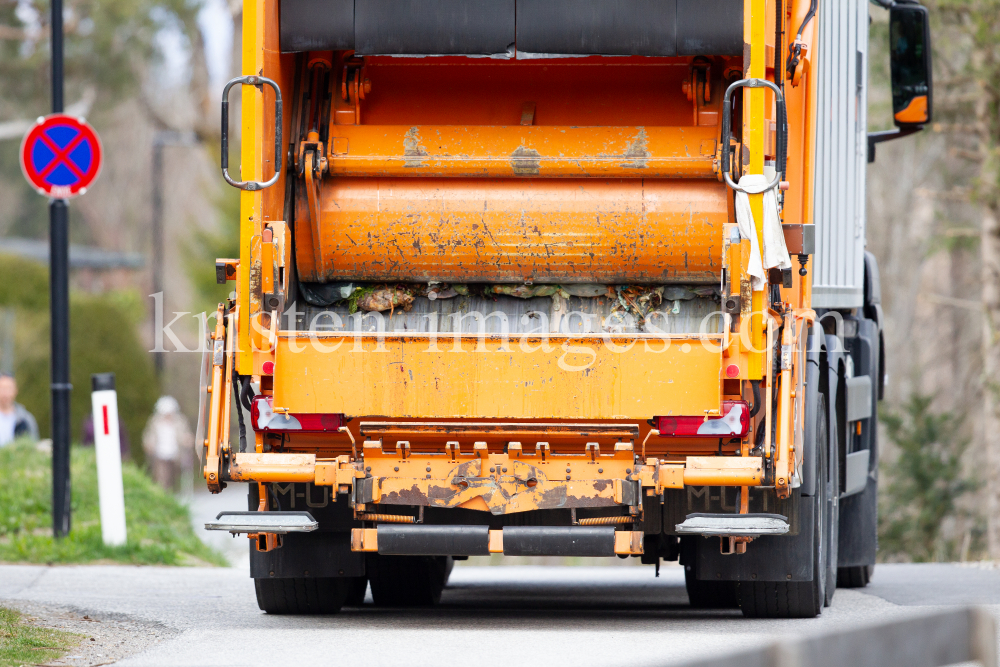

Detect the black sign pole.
[
  {"left": 151, "top": 136, "right": 164, "bottom": 377},
  {"left": 50, "top": 0, "right": 71, "bottom": 538}
]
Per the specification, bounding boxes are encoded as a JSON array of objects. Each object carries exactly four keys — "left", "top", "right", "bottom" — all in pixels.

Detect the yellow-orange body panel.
[
  {"left": 272, "top": 333, "right": 723, "bottom": 420},
  {"left": 209, "top": 0, "right": 829, "bottom": 504},
  {"left": 745, "top": 0, "right": 768, "bottom": 377},
  {"left": 294, "top": 178, "right": 727, "bottom": 283},
  {"left": 326, "top": 125, "right": 719, "bottom": 179}
]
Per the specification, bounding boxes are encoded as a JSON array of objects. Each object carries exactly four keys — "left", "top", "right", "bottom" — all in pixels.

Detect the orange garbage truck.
[{"left": 200, "top": 0, "right": 933, "bottom": 617}]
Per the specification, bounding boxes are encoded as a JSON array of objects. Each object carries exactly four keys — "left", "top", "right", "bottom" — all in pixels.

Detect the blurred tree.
[
  {"left": 0, "top": 0, "right": 208, "bottom": 240},
  {"left": 0, "top": 0, "right": 241, "bottom": 438},
  {"left": 0, "top": 254, "right": 158, "bottom": 463},
  {"left": 927, "top": 0, "right": 1000, "bottom": 557},
  {"left": 185, "top": 150, "right": 240, "bottom": 314},
  {"left": 879, "top": 394, "right": 977, "bottom": 561},
  {"left": 0, "top": 0, "right": 218, "bottom": 127}
]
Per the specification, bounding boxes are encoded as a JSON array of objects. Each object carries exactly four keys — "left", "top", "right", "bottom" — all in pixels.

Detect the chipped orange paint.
[
  {"left": 326, "top": 125, "right": 719, "bottom": 178},
  {"left": 356, "top": 442, "right": 636, "bottom": 514},
  {"left": 294, "top": 178, "right": 728, "bottom": 283}
]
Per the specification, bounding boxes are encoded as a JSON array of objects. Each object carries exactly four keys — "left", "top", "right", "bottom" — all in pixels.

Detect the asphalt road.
[{"left": 2, "top": 560, "right": 1000, "bottom": 667}]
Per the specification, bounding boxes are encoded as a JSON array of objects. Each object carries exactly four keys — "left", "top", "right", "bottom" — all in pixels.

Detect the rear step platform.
[
  {"left": 675, "top": 513, "right": 789, "bottom": 537},
  {"left": 205, "top": 511, "right": 318, "bottom": 535}
]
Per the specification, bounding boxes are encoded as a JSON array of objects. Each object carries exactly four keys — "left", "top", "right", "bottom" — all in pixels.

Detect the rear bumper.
[
  {"left": 350, "top": 524, "right": 644, "bottom": 557},
  {"left": 222, "top": 448, "right": 764, "bottom": 513}
]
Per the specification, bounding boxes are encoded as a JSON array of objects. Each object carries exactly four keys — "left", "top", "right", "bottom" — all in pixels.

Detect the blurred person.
[
  {"left": 142, "top": 396, "right": 193, "bottom": 491},
  {"left": 0, "top": 373, "right": 38, "bottom": 447}
]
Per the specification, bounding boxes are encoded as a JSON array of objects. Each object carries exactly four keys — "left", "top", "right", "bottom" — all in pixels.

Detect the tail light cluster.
[
  {"left": 250, "top": 395, "right": 344, "bottom": 433},
  {"left": 653, "top": 400, "right": 750, "bottom": 438}
]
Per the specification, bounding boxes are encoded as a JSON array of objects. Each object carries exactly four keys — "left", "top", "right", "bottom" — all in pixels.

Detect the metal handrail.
[
  {"left": 221, "top": 75, "right": 283, "bottom": 191},
  {"left": 720, "top": 77, "right": 787, "bottom": 194}
]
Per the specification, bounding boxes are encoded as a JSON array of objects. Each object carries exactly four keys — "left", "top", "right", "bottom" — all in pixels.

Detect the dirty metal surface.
[
  {"left": 293, "top": 178, "right": 727, "bottom": 283},
  {"left": 361, "top": 444, "right": 638, "bottom": 514},
  {"left": 293, "top": 292, "right": 724, "bottom": 335},
  {"left": 326, "top": 125, "right": 719, "bottom": 178}
]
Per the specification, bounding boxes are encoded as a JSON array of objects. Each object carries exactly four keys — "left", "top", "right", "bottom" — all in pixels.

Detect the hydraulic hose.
[
  {"left": 785, "top": 0, "right": 818, "bottom": 82},
  {"left": 794, "top": 0, "right": 817, "bottom": 44},
  {"left": 749, "top": 380, "right": 762, "bottom": 417},
  {"left": 240, "top": 374, "right": 255, "bottom": 412},
  {"left": 233, "top": 372, "right": 255, "bottom": 453},
  {"left": 774, "top": 0, "right": 788, "bottom": 180}
]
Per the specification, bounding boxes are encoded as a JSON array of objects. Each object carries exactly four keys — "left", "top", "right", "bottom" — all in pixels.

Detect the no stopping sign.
[{"left": 20, "top": 114, "right": 102, "bottom": 198}]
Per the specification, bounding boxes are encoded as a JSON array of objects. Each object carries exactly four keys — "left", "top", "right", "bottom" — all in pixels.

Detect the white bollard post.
[{"left": 90, "top": 373, "right": 127, "bottom": 546}]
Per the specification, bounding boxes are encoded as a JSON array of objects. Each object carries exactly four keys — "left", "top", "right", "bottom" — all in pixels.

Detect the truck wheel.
[
  {"left": 837, "top": 564, "right": 874, "bottom": 588},
  {"left": 684, "top": 565, "right": 738, "bottom": 609},
  {"left": 738, "top": 395, "right": 830, "bottom": 618},
  {"left": 344, "top": 576, "right": 368, "bottom": 606},
  {"left": 254, "top": 577, "right": 349, "bottom": 614},
  {"left": 367, "top": 555, "right": 451, "bottom": 607},
  {"left": 442, "top": 554, "right": 455, "bottom": 586}
]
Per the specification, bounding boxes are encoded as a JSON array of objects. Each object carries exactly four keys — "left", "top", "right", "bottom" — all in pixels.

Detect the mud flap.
[
  {"left": 250, "top": 532, "right": 365, "bottom": 578},
  {"left": 838, "top": 316, "right": 879, "bottom": 568},
  {"left": 695, "top": 493, "right": 815, "bottom": 582},
  {"left": 248, "top": 483, "right": 365, "bottom": 578}
]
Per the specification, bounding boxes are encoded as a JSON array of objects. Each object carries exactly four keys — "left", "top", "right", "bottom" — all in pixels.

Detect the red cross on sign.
[{"left": 20, "top": 114, "right": 102, "bottom": 199}]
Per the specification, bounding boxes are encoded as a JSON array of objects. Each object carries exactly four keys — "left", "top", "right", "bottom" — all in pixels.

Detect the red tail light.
[
  {"left": 250, "top": 395, "right": 344, "bottom": 433},
  {"left": 653, "top": 400, "right": 750, "bottom": 438}
]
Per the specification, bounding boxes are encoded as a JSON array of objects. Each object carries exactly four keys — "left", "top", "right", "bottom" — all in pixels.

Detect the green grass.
[
  {"left": 0, "top": 607, "right": 80, "bottom": 667},
  {"left": 0, "top": 442, "right": 227, "bottom": 566}
]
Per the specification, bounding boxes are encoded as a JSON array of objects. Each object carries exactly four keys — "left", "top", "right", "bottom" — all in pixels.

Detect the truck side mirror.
[{"left": 889, "top": 3, "right": 932, "bottom": 127}]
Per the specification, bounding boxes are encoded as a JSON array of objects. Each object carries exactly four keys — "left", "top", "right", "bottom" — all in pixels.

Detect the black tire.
[
  {"left": 367, "top": 555, "right": 451, "bottom": 607},
  {"left": 254, "top": 577, "right": 349, "bottom": 614},
  {"left": 344, "top": 576, "right": 369, "bottom": 606},
  {"left": 739, "top": 395, "right": 831, "bottom": 618},
  {"left": 684, "top": 565, "right": 739, "bottom": 609},
  {"left": 837, "top": 564, "right": 874, "bottom": 588},
  {"left": 442, "top": 554, "right": 455, "bottom": 586}
]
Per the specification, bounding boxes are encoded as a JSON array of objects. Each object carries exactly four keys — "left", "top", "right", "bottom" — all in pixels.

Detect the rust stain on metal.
[
  {"left": 511, "top": 146, "right": 541, "bottom": 176},
  {"left": 620, "top": 128, "right": 650, "bottom": 169},
  {"left": 248, "top": 235, "right": 262, "bottom": 316},
  {"left": 381, "top": 483, "right": 429, "bottom": 504},
  {"left": 740, "top": 277, "right": 752, "bottom": 317},
  {"left": 403, "top": 127, "right": 428, "bottom": 168},
  {"left": 564, "top": 494, "right": 619, "bottom": 507},
  {"left": 372, "top": 457, "right": 625, "bottom": 514},
  {"left": 296, "top": 178, "right": 727, "bottom": 283}
]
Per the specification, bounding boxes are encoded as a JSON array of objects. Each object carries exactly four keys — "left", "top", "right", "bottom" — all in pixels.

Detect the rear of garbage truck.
[{"left": 200, "top": 0, "right": 934, "bottom": 617}]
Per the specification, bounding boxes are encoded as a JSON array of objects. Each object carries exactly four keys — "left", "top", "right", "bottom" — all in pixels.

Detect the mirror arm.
[{"left": 867, "top": 127, "right": 922, "bottom": 163}]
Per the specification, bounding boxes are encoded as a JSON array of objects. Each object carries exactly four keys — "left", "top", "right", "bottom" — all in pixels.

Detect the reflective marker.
[{"left": 90, "top": 373, "right": 127, "bottom": 546}]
